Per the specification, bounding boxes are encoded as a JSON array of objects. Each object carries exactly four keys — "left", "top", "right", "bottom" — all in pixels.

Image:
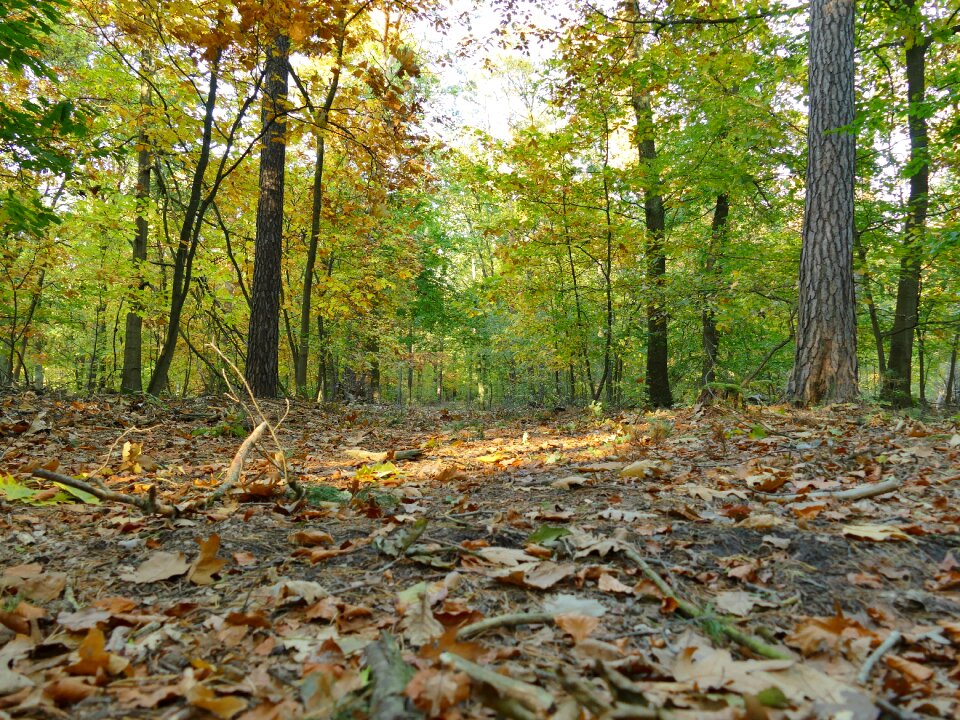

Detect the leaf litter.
[{"left": 1, "top": 392, "right": 959, "bottom": 718}]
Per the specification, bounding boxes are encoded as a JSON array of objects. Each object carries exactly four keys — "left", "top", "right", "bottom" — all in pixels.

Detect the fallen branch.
[
  {"left": 456, "top": 612, "right": 555, "bottom": 641},
  {"left": 621, "top": 545, "right": 792, "bottom": 660},
  {"left": 440, "top": 652, "right": 554, "bottom": 714},
  {"left": 207, "top": 421, "right": 269, "bottom": 506},
  {"left": 858, "top": 630, "right": 901, "bottom": 684},
  {"left": 769, "top": 478, "right": 901, "bottom": 504},
  {"left": 32, "top": 469, "right": 176, "bottom": 517}
]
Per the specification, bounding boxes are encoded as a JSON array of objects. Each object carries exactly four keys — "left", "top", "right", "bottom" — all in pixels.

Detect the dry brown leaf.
[
  {"left": 119, "top": 551, "right": 190, "bottom": 584},
  {"left": 44, "top": 676, "right": 98, "bottom": 705},
  {"left": 620, "top": 459, "right": 670, "bottom": 478},
  {"left": 186, "top": 683, "right": 248, "bottom": 719},
  {"left": 555, "top": 613, "right": 600, "bottom": 643},
  {"left": 289, "top": 530, "right": 334, "bottom": 547},
  {"left": 400, "top": 592, "right": 444, "bottom": 647},
  {"left": 405, "top": 668, "right": 471, "bottom": 717},
  {"left": 65, "top": 628, "right": 111, "bottom": 676},
  {"left": 737, "top": 514, "right": 785, "bottom": 530},
  {"left": 842, "top": 524, "right": 910, "bottom": 542},
  {"left": 551, "top": 475, "right": 589, "bottom": 490},
  {"left": 189, "top": 534, "right": 227, "bottom": 585},
  {"left": 597, "top": 573, "right": 634, "bottom": 594},
  {"left": 885, "top": 654, "right": 935, "bottom": 682}
]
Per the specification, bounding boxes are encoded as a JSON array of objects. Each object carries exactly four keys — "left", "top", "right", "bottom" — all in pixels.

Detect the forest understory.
[{"left": 1, "top": 392, "right": 959, "bottom": 720}]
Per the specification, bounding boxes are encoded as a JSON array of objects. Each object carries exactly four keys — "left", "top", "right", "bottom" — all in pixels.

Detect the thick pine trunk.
[
  {"left": 883, "top": 5, "right": 928, "bottom": 408},
  {"left": 787, "top": 0, "right": 859, "bottom": 404},
  {"left": 245, "top": 35, "right": 290, "bottom": 398}
]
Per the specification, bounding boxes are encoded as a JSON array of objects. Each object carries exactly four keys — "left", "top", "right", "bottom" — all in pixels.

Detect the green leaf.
[
  {"left": 526, "top": 525, "right": 571, "bottom": 545},
  {"left": 0, "top": 474, "right": 38, "bottom": 501},
  {"left": 749, "top": 424, "right": 768, "bottom": 440},
  {"left": 757, "top": 686, "right": 790, "bottom": 708},
  {"left": 53, "top": 482, "right": 101, "bottom": 505}
]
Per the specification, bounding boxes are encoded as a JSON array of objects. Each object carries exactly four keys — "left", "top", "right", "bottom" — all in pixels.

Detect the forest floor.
[{"left": 1, "top": 392, "right": 959, "bottom": 720}]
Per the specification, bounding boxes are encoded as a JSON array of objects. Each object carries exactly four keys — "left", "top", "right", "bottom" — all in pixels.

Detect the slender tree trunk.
[
  {"left": 122, "top": 51, "right": 152, "bottom": 393},
  {"left": 296, "top": 35, "right": 343, "bottom": 396},
  {"left": 787, "top": 0, "right": 858, "bottom": 404},
  {"left": 854, "top": 230, "right": 886, "bottom": 378},
  {"left": 883, "top": 3, "right": 928, "bottom": 408},
  {"left": 945, "top": 333, "right": 958, "bottom": 406},
  {"left": 701, "top": 194, "right": 728, "bottom": 390},
  {"left": 148, "top": 54, "right": 221, "bottom": 394},
  {"left": 246, "top": 34, "right": 290, "bottom": 398}
]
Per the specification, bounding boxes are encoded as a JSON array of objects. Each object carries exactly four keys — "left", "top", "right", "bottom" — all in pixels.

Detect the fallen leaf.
[
  {"left": 120, "top": 551, "right": 190, "bottom": 584},
  {"left": 620, "top": 459, "right": 670, "bottom": 478},
  {"left": 289, "top": 530, "right": 334, "bottom": 546},
  {"left": 405, "top": 668, "right": 470, "bottom": 717},
  {"left": 189, "top": 534, "right": 227, "bottom": 585},
  {"left": 551, "top": 475, "right": 589, "bottom": 490},
  {"left": 186, "top": 683, "right": 248, "bottom": 719},
  {"left": 555, "top": 613, "right": 599, "bottom": 643},
  {"left": 737, "top": 514, "right": 785, "bottom": 530},
  {"left": 842, "top": 524, "right": 910, "bottom": 542}
]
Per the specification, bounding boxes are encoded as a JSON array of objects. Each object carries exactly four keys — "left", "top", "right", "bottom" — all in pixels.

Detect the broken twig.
[
  {"left": 440, "top": 652, "right": 554, "bottom": 714},
  {"left": 858, "top": 630, "right": 901, "bottom": 684},
  {"left": 207, "top": 420, "right": 269, "bottom": 506},
  {"left": 770, "top": 478, "right": 901, "bottom": 503},
  {"left": 621, "top": 545, "right": 792, "bottom": 660},
  {"left": 456, "top": 612, "right": 555, "bottom": 641},
  {"left": 32, "top": 469, "right": 176, "bottom": 517}
]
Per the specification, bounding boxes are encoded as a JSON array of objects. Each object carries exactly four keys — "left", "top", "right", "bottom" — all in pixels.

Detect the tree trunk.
[
  {"left": 787, "top": 0, "right": 858, "bottom": 405},
  {"left": 853, "top": 229, "right": 886, "bottom": 378},
  {"left": 701, "top": 193, "right": 728, "bottom": 390},
  {"left": 246, "top": 34, "right": 290, "bottom": 398},
  {"left": 945, "top": 333, "right": 958, "bottom": 406},
  {"left": 633, "top": 91, "right": 672, "bottom": 408},
  {"left": 883, "top": 3, "right": 928, "bottom": 408},
  {"left": 148, "top": 53, "right": 222, "bottom": 395},
  {"left": 627, "top": 7, "right": 672, "bottom": 407},
  {"left": 295, "top": 34, "right": 343, "bottom": 397},
  {"left": 122, "top": 51, "right": 152, "bottom": 393}
]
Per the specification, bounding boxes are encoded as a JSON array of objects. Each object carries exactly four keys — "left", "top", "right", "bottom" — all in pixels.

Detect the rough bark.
[
  {"left": 634, "top": 91, "right": 672, "bottom": 408},
  {"left": 701, "top": 194, "right": 728, "bottom": 390},
  {"left": 122, "top": 51, "right": 152, "bottom": 393},
  {"left": 883, "top": 1, "right": 928, "bottom": 408},
  {"left": 787, "top": 0, "right": 859, "bottom": 405},
  {"left": 245, "top": 34, "right": 290, "bottom": 398},
  {"left": 629, "top": 2, "right": 672, "bottom": 408}
]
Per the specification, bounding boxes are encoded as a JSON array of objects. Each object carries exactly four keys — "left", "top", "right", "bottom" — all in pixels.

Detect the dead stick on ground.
[
  {"left": 456, "top": 612, "right": 555, "bottom": 641},
  {"left": 206, "top": 421, "right": 269, "bottom": 506},
  {"left": 621, "top": 545, "right": 792, "bottom": 661},
  {"left": 858, "top": 630, "right": 901, "bottom": 684},
  {"left": 32, "top": 469, "right": 176, "bottom": 517},
  {"left": 769, "top": 478, "right": 901, "bottom": 503},
  {"left": 208, "top": 344, "right": 303, "bottom": 499},
  {"left": 440, "top": 652, "right": 554, "bottom": 714}
]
